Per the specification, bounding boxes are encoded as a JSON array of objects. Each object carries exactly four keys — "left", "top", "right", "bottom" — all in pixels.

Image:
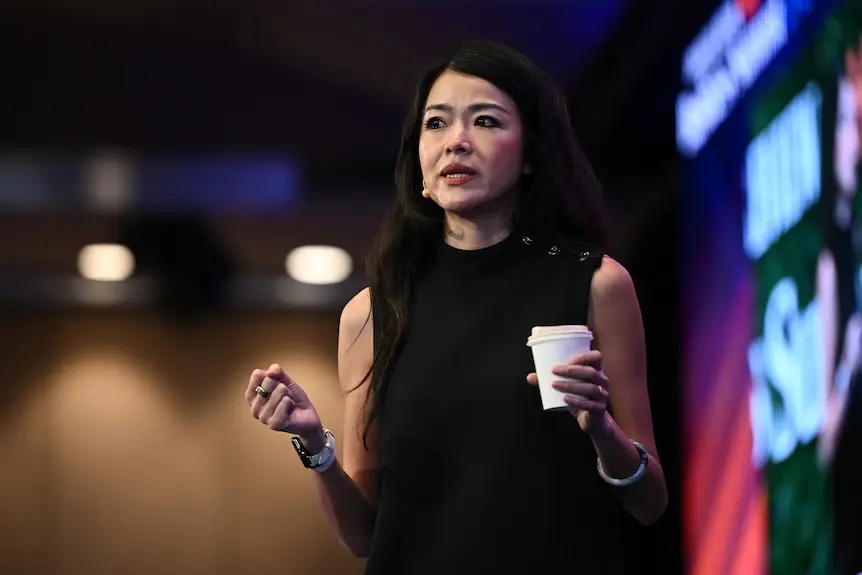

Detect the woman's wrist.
[
  {"left": 299, "top": 427, "right": 327, "bottom": 455},
  {"left": 584, "top": 410, "right": 614, "bottom": 439},
  {"left": 587, "top": 414, "right": 643, "bottom": 478}
]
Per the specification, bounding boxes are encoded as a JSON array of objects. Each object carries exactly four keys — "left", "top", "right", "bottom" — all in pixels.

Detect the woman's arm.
[
  {"left": 586, "top": 257, "right": 667, "bottom": 525},
  {"left": 817, "top": 250, "right": 838, "bottom": 410},
  {"left": 816, "top": 249, "right": 841, "bottom": 463},
  {"left": 304, "top": 288, "right": 379, "bottom": 557}
]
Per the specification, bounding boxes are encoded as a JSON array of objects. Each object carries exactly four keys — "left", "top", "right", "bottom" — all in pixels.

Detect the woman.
[
  {"left": 818, "top": 36, "right": 862, "bottom": 574},
  {"left": 245, "top": 39, "right": 667, "bottom": 574},
  {"left": 819, "top": 46, "right": 862, "bottom": 468}
]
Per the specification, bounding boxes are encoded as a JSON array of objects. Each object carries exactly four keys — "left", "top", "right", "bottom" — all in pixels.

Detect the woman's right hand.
[{"left": 246, "top": 363, "right": 326, "bottom": 450}]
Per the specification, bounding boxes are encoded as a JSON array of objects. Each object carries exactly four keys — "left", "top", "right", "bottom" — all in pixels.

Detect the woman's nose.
[{"left": 445, "top": 127, "right": 473, "bottom": 155}]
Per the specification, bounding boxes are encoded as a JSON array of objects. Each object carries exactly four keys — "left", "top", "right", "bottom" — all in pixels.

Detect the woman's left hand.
[{"left": 528, "top": 350, "right": 612, "bottom": 435}]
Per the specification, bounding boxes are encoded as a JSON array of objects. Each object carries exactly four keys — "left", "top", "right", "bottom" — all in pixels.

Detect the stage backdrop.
[{"left": 680, "top": 0, "right": 862, "bottom": 573}]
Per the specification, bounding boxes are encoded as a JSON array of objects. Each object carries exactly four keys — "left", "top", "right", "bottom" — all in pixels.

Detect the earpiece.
[{"left": 422, "top": 188, "right": 432, "bottom": 198}]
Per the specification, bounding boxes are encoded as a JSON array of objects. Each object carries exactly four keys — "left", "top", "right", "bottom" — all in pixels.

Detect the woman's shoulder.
[
  {"left": 526, "top": 233, "right": 605, "bottom": 268},
  {"left": 589, "top": 255, "right": 633, "bottom": 301},
  {"left": 340, "top": 288, "right": 372, "bottom": 338},
  {"left": 556, "top": 235, "right": 605, "bottom": 262}
]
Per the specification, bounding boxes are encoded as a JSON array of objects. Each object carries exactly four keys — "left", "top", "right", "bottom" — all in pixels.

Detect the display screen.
[{"left": 680, "top": 0, "right": 862, "bottom": 573}]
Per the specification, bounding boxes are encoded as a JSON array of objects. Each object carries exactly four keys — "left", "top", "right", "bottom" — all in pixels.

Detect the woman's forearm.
[
  {"left": 817, "top": 251, "right": 838, "bottom": 404},
  {"left": 588, "top": 413, "right": 667, "bottom": 525},
  {"left": 299, "top": 431, "right": 377, "bottom": 558},
  {"left": 308, "top": 456, "right": 377, "bottom": 557}
]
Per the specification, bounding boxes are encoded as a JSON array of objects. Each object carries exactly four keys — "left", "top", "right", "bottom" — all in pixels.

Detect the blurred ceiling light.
[
  {"left": 285, "top": 245, "right": 353, "bottom": 285},
  {"left": 77, "top": 243, "right": 136, "bottom": 282}
]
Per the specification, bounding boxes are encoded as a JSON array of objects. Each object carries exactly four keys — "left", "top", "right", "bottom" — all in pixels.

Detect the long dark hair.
[{"left": 356, "top": 39, "right": 608, "bottom": 446}]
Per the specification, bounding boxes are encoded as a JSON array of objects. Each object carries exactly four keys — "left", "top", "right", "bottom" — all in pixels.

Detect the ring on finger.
[{"left": 254, "top": 385, "right": 270, "bottom": 399}]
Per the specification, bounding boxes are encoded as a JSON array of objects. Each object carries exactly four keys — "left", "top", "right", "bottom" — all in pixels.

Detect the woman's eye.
[
  {"left": 476, "top": 116, "right": 501, "bottom": 128},
  {"left": 423, "top": 117, "right": 444, "bottom": 130}
]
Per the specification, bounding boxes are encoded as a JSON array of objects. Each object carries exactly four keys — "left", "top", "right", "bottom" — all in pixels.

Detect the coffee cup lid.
[{"left": 530, "top": 325, "right": 591, "bottom": 338}]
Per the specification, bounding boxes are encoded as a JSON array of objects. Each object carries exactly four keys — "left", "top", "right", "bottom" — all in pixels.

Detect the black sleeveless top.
[{"left": 365, "top": 231, "right": 626, "bottom": 575}]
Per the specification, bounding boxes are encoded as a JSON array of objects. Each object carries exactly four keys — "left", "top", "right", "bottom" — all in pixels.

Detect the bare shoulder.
[
  {"left": 587, "top": 255, "right": 644, "bottom": 351},
  {"left": 338, "top": 287, "right": 373, "bottom": 391},
  {"left": 337, "top": 287, "right": 378, "bottom": 498},
  {"left": 590, "top": 255, "right": 638, "bottom": 304},
  {"left": 340, "top": 287, "right": 372, "bottom": 334}
]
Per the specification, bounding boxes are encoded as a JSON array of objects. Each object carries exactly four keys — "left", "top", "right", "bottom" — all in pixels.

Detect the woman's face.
[
  {"left": 835, "top": 76, "right": 860, "bottom": 196},
  {"left": 418, "top": 70, "right": 525, "bottom": 216}
]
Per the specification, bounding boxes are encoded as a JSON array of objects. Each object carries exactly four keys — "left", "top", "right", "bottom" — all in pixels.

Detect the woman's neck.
[
  {"left": 443, "top": 211, "right": 514, "bottom": 250},
  {"left": 442, "top": 190, "right": 519, "bottom": 250}
]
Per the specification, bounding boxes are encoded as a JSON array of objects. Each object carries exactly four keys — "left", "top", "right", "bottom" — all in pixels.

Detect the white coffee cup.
[{"left": 527, "top": 325, "right": 593, "bottom": 411}]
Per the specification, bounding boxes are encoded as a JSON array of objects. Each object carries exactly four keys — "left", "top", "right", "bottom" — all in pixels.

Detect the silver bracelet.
[
  {"left": 311, "top": 448, "right": 336, "bottom": 473},
  {"left": 596, "top": 440, "right": 648, "bottom": 487}
]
